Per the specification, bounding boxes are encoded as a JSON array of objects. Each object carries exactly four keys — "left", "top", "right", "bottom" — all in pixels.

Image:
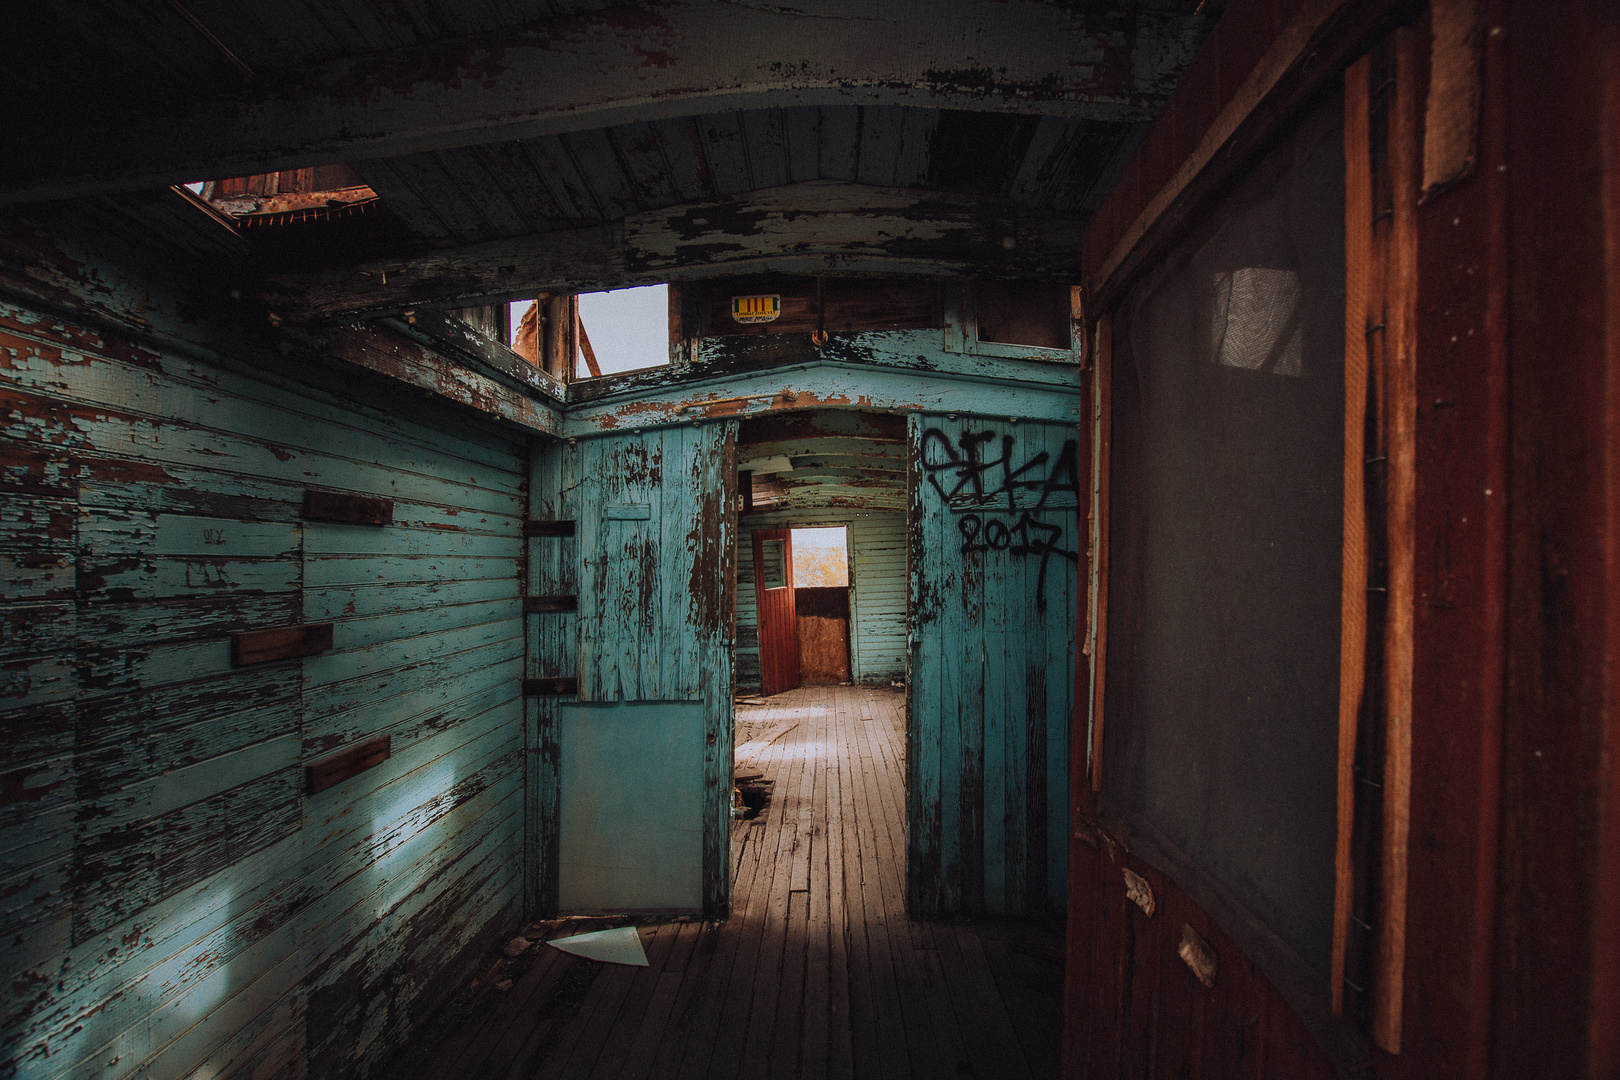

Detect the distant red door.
[{"left": 753, "top": 529, "right": 800, "bottom": 695}]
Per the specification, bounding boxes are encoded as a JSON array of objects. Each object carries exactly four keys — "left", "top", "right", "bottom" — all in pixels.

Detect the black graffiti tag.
[{"left": 921, "top": 428, "right": 1082, "bottom": 610}]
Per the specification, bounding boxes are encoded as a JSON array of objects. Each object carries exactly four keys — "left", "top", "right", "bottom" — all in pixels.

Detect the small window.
[
  {"left": 759, "top": 539, "right": 788, "bottom": 589},
  {"left": 509, "top": 299, "right": 541, "bottom": 363},
  {"left": 976, "top": 280, "right": 1073, "bottom": 350},
  {"left": 791, "top": 526, "right": 849, "bottom": 588},
  {"left": 948, "top": 280, "right": 1080, "bottom": 361},
  {"left": 575, "top": 285, "right": 671, "bottom": 378}
]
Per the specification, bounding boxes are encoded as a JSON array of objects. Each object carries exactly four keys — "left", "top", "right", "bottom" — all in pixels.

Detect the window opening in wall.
[
  {"left": 976, "top": 279, "right": 1073, "bottom": 350},
  {"left": 508, "top": 299, "right": 541, "bottom": 365},
  {"left": 760, "top": 538, "right": 788, "bottom": 589},
  {"left": 575, "top": 284, "right": 670, "bottom": 378},
  {"left": 792, "top": 527, "right": 849, "bottom": 587}
]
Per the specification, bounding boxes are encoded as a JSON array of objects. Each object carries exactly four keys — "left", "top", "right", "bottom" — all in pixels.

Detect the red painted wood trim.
[
  {"left": 307, "top": 735, "right": 391, "bottom": 795},
  {"left": 303, "top": 489, "right": 393, "bottom": 525},
  {"left": 231, "top": 622, "right": 334, "bottom": 666},
  {"left": 1089, "top": 315, "right": 1112, "bottom": 793}
]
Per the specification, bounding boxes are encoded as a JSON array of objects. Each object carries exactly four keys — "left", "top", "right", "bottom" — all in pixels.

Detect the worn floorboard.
[{"left": 394, "top": 686, "right": 1063, "bottom": 1079}]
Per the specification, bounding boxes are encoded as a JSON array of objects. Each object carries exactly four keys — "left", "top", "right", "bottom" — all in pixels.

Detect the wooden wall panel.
[
  {"left": 0, "top": 289, "right": 527, "bottom": 1080},
  {"left": 1063, "top": 827, "right": 1338, "bottom": 1080},
  {"left": 908, "top": 415, "right": 1080, "bottom": 917}
]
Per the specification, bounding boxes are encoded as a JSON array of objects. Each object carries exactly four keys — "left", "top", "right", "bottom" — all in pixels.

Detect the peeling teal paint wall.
[
  {"left": 908, "top": 414, "right": 1079, "bottom": 917},
  {"left": 0, "top": 295, "right": 527, "bottom": 1079}
]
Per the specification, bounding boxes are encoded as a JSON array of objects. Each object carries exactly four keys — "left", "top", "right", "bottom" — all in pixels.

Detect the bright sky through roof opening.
[{"left": 578, "top": 285, "right": 669, "bottom": 376}]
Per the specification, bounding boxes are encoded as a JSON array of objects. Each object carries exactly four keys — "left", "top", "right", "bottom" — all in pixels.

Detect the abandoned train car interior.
[{"left": 1, "top": 0, "right": 1617, "bottom": 1078}]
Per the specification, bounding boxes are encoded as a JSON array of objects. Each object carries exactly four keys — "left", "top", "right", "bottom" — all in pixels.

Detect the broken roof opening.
[{"left": 574, "top": 285, "right": 671, "bottom": 379}]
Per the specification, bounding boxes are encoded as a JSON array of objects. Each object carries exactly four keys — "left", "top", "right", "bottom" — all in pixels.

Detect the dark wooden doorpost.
[{"left": 753, "top": 528, "right": 800, "bottom": 694}]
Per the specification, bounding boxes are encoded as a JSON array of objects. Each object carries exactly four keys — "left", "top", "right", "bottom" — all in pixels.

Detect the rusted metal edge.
[{"left": 559, "top": 359, "right": 1084, "bottom": 438}]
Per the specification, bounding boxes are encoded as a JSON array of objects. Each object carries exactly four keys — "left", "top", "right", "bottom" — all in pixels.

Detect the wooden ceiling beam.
[
  {"left": 0, "top": 0, "right": 1210, "bottom": 206},
  {"left": 260, "top": 181, "right": 1088, "bottom": 323}
]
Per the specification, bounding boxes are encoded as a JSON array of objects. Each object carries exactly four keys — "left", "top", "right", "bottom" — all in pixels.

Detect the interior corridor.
[{"left": 391, "top": 686, "right": 1064, "bottom": 1079}]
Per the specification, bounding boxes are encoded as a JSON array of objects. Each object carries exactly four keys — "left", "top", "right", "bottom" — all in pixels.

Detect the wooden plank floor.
[{"left": 391, "top": 686, "right": 1064, "bottom": 1080}]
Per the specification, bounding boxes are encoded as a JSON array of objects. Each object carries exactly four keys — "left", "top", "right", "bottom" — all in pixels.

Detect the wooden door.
[
  {"left": 529, "top": 423, "right": 737, "bottom": 915},
  {"left": 908, "top": 415, "right": 1080, "bottom": 917},
  {"left": 753, "top": 528, "right": 800, "bottom": 695}
]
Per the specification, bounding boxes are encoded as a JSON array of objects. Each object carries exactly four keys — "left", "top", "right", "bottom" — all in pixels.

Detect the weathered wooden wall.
[
  {"left": 1068, "top": 1, "right": 1620, "bottom": 1078},
  {"left": 528, "top": 425, "right": 737, "bottom": 916},
  {"left": 908, "top": 415, "right": 1079, "bottom": 917},
  {"left": 0, "top": 295, "right": 527, "bottom": 1078},
  {"left": 737, "top": 510, "right": 907, "bottom": 692}
]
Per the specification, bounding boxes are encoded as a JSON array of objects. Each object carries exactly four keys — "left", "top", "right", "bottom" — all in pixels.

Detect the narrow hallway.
[{"left": 393, "top": 686, "right": 1063, "bottom": 1079}]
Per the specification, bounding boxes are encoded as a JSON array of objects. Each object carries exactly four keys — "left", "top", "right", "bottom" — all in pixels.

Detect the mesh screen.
[{"left": 1102, "top": 97, "right": 1345, "bottom": 984}]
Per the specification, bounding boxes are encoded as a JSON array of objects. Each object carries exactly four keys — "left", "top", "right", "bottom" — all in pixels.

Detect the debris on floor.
[
  {"left": 503, "top": 936, "right": 531, "bottom": 957},
  {"left": 547, "top": 926, "right": 649, "bottom": 967},
  {"left": 732, "top": 776, "right": 774, "bottom": 820}
]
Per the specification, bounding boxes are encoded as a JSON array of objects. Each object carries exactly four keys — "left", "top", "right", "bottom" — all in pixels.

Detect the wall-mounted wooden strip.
[
  {"left": 1373, "top": 25, "right": 1423, "bottom": 1056},
  {"left": 523, "top": 677, "right": 579, "bottom": 696},
  {"left": 306, "top": 734, "right": 391, "bottom": 795},
  {"left": 524, "top": 595, "right": 578, "bottom": 613},
  {"left": 524, "top": 519, "right": 576, "bottom": 537},
  {"left": 605, "top": 503, "right": 652, "bottom": 520},
  {"left": 1333, "top": 52, "right": 1374, "bottom": 1021},
  {"left": 231, "top": 622, "right": 334, "bottom": 666},
  {"left": 303, "top": 489, "right": 394, "bottom": 525}
]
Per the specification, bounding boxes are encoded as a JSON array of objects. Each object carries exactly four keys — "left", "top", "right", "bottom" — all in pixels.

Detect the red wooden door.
[{"left": 753, "top": 529, "right": 800, "bottom": 695}]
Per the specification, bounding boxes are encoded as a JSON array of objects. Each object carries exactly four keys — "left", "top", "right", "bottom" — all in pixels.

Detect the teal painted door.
[
  {"left": 908, "top": 415, "right": 1080, "bottom": 916},
  {"left": 529, "top": 423, "right": 737, "bottom": 914}
]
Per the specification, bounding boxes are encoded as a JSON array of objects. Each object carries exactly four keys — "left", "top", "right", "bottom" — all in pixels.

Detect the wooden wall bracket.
[
  {"left": 524, "top": 519, "right": 576, "bottom": 537},
  {"left": 523, "top": 677, "right": 579, "bottom": 696},
  {"left": 232, "top": 623, "right": 334, "bottom": 666},
  {"left": 303, "top": 490, "right": 394, "bottom": 525},
  {"left": 307, "top": 735, "right": 391, "bottom": 795},
  {"left": 524, "top": 595, "right": 578, "bottom": 613}
]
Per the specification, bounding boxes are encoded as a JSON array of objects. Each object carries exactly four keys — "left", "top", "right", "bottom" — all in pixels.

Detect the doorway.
[
  {"left": 790, "top": 526, "right": 851, "bottom": 685},
  {"left": 752, "top": 526, "right": 854, "bottom": 694}
]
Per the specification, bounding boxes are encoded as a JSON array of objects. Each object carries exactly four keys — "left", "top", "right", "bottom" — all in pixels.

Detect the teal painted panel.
[
  {"left": 907, "top": 414, "right": 1078, "bottom": 916},
  {"left": 531, "top": 422, "right": 735, "bottom": 917},
  {"left": 558, "top": 701, "right": 705, "bottom": 911}
]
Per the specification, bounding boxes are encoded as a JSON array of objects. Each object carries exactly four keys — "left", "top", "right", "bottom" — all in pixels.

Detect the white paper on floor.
[{"left": 546, "top": 926, "right": 649, "bottom": 966}]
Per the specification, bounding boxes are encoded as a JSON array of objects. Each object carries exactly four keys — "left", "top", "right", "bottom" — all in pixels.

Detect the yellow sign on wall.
[{"left": 731, "top": 294, "right": 781, "bottom": 324}]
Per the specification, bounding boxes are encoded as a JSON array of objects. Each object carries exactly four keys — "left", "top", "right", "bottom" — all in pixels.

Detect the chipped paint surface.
[
  {"left": 562, "top": 354, "right": 1081, "bottom": 436},
  {"left": 268, "top": 183, "right": 1090, "bottom": 322},
  {"left": 527, "top": 424, "right": 736, "bottom": 915},
  {"left": 0, "top": 2, "right": 1212, "bottom": 205},
  {"left": 907, "top": 414, "right": 1077, "bottom": 916},
  {"left": 0, "top": 273, "right": 528, "bottom": 1078}
]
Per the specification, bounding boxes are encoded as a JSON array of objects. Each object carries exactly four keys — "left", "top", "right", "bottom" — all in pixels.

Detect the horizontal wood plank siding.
[
  {"left": 0, "top": 295, "right": 526, "bottom": 1080},
  {"left": 737, "top": 510, "right": 907, "bottom": 692}
]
